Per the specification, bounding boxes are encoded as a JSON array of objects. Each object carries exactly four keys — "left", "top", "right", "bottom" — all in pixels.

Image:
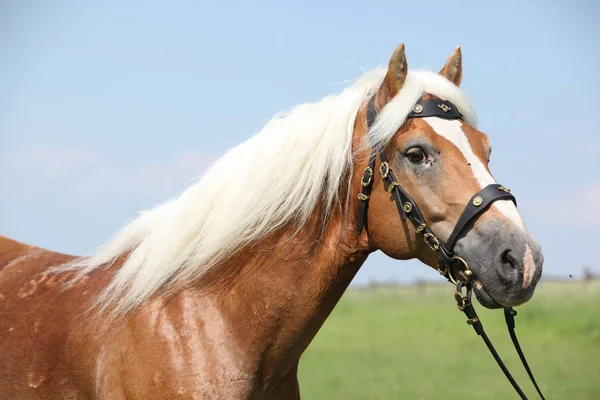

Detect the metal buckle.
[
  {"left": 357, "top": 193, "right": 369, "bottom": 201},
  {"left": 380, "top": 162, "right": 390, "bottom": 178},
  {"left": 454, "top": 282, "right": 470, "bottom": 311},
  {"left": 361, "top": 167, "right": 373, "bottom": 187},
  {"left": 386, "top": 181, "right": 399, "bottom": 192},
  {"left": 423, "top": 233, "right": 440, "bottom": 251},
  {"left": 454, "top": 290, "right": 468, "bottom": 311}
]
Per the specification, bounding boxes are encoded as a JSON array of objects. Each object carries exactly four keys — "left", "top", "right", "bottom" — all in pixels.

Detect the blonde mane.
[{"left": 63, "top": 68, "right": 477, "bottom": 314}]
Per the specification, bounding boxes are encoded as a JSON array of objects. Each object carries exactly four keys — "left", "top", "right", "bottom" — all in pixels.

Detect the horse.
[{"left": 0, "top": 44, "right": 544, "bottom": 399}]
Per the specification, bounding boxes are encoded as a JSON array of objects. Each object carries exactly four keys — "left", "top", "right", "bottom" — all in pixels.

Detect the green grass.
[{"left": 299, "top": 281, "right": 600, "bottom": 399}]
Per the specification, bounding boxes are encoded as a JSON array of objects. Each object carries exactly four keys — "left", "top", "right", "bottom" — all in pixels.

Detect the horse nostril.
[
  {"left": 501, "top": 249, "right": 518, "bottom": 269},
  {"left": 497, "top": 249, "right": 520, "bottom": 285}
]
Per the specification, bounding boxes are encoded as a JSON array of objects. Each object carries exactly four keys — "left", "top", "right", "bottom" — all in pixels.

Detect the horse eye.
[{"left": 406, "top": 147, "right": 426, "bottom": 164}]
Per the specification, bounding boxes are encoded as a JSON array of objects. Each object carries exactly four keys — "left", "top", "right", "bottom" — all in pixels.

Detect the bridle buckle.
[
  {"left": 379, "top": 162, "right": 390, "bottom": 178},
  {"left": 423, "top": 233, "right": 441, "bottom": 251},
  {"left": 361, "top": 167, "right": 373, "bottom": 187},
  {"left": 454, "top": 290, "right": 468, "bottom": 311}
]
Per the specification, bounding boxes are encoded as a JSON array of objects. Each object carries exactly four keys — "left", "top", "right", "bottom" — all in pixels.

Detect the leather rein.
[{"left": 357, "top": 96, "right": 546, "bottom": 399}]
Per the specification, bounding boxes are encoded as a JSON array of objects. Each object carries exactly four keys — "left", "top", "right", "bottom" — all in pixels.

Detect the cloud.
[{"left": 0, "top": 145, "right": 218, "bottom": 198}]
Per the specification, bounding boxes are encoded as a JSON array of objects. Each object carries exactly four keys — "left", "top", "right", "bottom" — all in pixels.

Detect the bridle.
[{"left": 357, "top": 95, "right": 546, "bottom": 399}]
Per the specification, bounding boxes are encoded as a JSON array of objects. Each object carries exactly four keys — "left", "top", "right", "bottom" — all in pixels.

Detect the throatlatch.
[{"left": 358, "top": 94, "right": 546, "bottom": 400}]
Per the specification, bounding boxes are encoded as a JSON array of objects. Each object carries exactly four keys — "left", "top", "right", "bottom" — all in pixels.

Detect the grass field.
[{"left": 299, "top": 280, "right": 600, "bottom": 399}]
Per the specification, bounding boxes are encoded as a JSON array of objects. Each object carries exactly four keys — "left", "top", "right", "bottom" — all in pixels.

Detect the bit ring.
[{"left": 447, "top": 256, "right": 472, "bottom": 285}]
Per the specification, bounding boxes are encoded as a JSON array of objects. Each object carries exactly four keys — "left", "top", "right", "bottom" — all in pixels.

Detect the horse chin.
[{"left": 471, "top": 280, "right": 504, "bottom": 309}]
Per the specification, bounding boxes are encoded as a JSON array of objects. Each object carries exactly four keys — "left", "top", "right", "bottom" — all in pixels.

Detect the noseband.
[{"left": 357, "top": 95, "right": 546, "bottom": 400}]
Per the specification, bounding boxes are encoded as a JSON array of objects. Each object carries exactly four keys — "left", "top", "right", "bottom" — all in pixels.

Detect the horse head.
[{"left": 354, "top": 44, "right": 543, "bottom": 309}]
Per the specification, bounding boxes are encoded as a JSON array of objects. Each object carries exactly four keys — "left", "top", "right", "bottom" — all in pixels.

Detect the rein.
[{"left": 358, "top": 95, "right": 546, "bottom": 399}]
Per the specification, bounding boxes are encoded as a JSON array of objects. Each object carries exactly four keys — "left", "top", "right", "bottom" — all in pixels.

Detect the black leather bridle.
[{"left": 358, "top": 95, "right": 546, "bottom": 399}]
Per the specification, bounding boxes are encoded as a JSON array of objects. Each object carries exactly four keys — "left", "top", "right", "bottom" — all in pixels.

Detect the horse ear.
[
  {"left": 440, "top": 46, "right": 462, "bottom": 86},
  {"left": 382, "top": 44, "right": 408, "bottom": 99}
]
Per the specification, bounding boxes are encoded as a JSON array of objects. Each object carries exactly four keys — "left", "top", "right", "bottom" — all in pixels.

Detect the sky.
[{"left": 1, "top": 1, "right": 599, "bottom": 285}]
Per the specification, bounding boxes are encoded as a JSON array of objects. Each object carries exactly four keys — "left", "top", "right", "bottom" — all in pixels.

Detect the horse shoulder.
[{"left": 93, "top": 290, "right": 267, "bottom": 399}]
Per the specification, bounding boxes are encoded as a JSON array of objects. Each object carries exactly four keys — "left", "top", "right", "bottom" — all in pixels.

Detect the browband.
[{"left": 407, "top": 99, "right": 463, "bottom": 120}]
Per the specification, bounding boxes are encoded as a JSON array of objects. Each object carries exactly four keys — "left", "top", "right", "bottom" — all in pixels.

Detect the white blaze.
[{"left": 423, "top": 117, "right": 526, "bottom": 231}]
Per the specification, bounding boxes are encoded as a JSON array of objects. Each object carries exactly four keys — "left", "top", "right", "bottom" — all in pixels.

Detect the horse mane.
[{"left": 62, "top": 68, "right": 477, "bottom": 314}]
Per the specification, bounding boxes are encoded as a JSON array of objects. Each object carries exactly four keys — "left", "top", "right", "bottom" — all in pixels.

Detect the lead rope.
[
  {"left": 455, "top": 282, "right": 530, "bottom": 400},
  {"left": 504, "top": 308, "right": 547, "bottom": 400}
]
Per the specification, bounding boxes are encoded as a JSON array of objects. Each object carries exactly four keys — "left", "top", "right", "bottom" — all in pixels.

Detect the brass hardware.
[
  {"left": 415, "top": 223, "right": 427, "bottom": 233},
  {"left": 438, "top": 103, "right": 451, "bottom": 112},
  {"left": 447, "top": 256, "right": 472, "bottom": 285},
  {"left": 387, "top": 181, "right": 399, "bottom": 192},
  {"left": 447, "top": 272, "right": 458, "bottom": 285},
  {"left": 403, "top": 202, "right": 412, "bottom": 213},
  {"left": 457, "top": 106, "right": 463, "bottom": 116},
  {"left": 380, "top": 162, "right": 390, "bottom": 178},
  {"left": 498, "top": 185, "right": 511, "bottom": 193},
  {"left": 472, "top": 195, "right": 483, "bottom": 207},
  {"left": 357, "top": 193, "right": 369, "bottom": 201},
  {"left": 361, "top": 167, "right": 373, "bottom": 187},
  {"left": 455, "top": 291, "right": 468, "bottom": 311},
  {"left": 467, "top": 317, "right": 479, "bottom": 325},
  {"left": 423, "top": 233, "right": 440, "bottom": 251},
  {"left": 413, "top": 104, "right": 423, "bottom": 114},
  {"left": 438, "top": 263, "right": 448, "bottom": 276}
]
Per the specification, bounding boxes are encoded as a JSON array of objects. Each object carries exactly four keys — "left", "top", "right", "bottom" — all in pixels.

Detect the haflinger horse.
[{"left": 0, "top": 44, "right": 544, "bottom": 399}]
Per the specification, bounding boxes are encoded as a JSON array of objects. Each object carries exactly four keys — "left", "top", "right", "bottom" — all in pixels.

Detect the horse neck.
[{"left": 200, "top": 200, "right": 371, "bottom": 384}]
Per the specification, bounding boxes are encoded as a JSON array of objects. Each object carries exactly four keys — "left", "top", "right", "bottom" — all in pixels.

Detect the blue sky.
[{"left": 1, "top": 1, "right": 599, "bottom": 284}]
